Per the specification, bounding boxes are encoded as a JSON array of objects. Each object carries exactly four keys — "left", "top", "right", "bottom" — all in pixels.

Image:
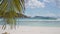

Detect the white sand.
[{"left": 0, "top": 25, "right": 60, "bottom": 34}]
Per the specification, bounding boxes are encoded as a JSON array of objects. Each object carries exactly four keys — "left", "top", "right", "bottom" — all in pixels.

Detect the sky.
[{"left": 24, "top": 0, "right": 60, "bottom": 17}]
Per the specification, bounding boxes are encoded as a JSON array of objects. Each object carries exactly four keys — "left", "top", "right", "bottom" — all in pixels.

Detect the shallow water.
[{"left": 0, "top": 18, "right": 60, "bottom": 27}]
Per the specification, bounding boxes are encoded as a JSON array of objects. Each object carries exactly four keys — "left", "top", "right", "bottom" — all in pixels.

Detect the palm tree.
[{"left": 0, "top": 0, "right": 25, "bottom": 29}]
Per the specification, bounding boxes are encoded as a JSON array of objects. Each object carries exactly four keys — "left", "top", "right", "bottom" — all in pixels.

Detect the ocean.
[
  {"left": 0, "top": 18, "right": 60, "bottom": 34},
  {"left": 0, "top": 18, "right": 60, "bottom": 27}
]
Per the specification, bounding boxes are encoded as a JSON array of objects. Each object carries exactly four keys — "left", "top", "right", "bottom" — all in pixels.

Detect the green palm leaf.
[{"left": 0, "top": 0, "right": 25, "bottom": 29}]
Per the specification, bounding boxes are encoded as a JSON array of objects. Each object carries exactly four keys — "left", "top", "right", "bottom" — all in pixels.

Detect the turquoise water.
[
  {"left": 17, "top": 21, "right": 60, "bottom": 27},
  {"left": 0, "top": 18, "right": 60, "bottom": 27}
]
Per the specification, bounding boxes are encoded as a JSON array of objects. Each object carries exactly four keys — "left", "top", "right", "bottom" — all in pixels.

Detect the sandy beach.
[{"left": 0, "top": 25, "right": 60, "bottom": 34}]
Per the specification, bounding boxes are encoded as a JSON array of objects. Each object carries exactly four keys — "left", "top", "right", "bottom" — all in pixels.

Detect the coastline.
[{"left": 0, "top": 25, "right": 60, "bottom": 34}]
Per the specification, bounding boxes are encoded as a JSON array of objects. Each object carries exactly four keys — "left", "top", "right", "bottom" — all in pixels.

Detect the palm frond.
[
  {"left": 13, "top": 0, "right": 22, "bottom": 13},
  {"left": 0, "top": 0, "right": 25, "bottom": 29},
  {"left": 0, "top": 0, "right": 7, "bottom": 9}
]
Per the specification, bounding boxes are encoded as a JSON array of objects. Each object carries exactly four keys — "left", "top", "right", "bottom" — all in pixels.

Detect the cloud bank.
[
  {"left": 25, "top": 0, "right": 45, "bottom": 9},
  {"left": 25, "top": 0, "right": 60, "bottom": 17},
  {"left": 43, "top": 0, "right": 60, "bottom": 8},
  {"left": 25, "top": 0, "right": 60, "bottom": 8}
]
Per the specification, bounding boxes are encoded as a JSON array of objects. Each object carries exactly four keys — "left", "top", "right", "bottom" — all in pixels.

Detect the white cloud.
[
  {"left": 25, "top": 0, "right": 60, "bottom": 8},
  {"left": 55, "top": 0, "right": 60, "bottom": 8},
  {"left": 43, "top": 0, "right": 50, "bottom": 3},
  {"left": 36, "top": 12, "right": 56, "bottom": 17},
  {"left": 25, "top": 0, "right": 45, "bottom": 9},
  {"left": 43, "top": 0, "right": 60, "bottom": 8},
  {"left": 43, "top": 0, "right": 56, "bottom": 3},
  {"left": 25, "top": 11, "right": 56, "bottom": 17},
  {"left": 41, "top": 12, "right": 56, "bottom": 17},
  {"left": 39, "top": 11, "right": 56, "bottom": 17}
]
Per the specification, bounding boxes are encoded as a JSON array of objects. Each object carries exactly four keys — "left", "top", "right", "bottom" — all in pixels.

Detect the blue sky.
[{"left": 24, "top": 0, "right": 60, "bottom": 17}]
